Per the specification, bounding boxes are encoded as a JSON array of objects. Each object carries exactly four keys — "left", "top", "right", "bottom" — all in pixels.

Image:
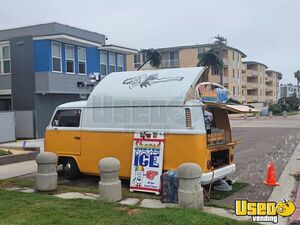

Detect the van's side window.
[{"left": 52, "top": 109, "right": 81, "bottom": 127}]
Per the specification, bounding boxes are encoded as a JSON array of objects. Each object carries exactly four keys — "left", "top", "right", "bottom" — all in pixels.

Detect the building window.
[
  {"left": 161, "top": 51, "right": 179, "bottom": 67},
  {"left": 109, "top": 53, "right": 116, "bottom": 73},
  {"left": 65, "top": 45, "right": 75, "bottom": 73},
  {"left": 198, "top": 47, "right": 206, "bottom": 55},
  {"left": 233, "top": 69, "right": 235, "bottom": 78},
  {"left": 52, "top": 42, "right": 62, "bottom": 72},
  {"left": 100, "top": 51, "right": 107, "bottom": 75},
  {"left": 212, "top": 67, "right": 219, "bottom": 75},
  {"left": 117, "top": 54, "right": 124, "bottom": 72},
  {"left": 134, "top": 54, "right": 141, "bottom": 68},
  {"left": 0, "top": 45, "right": 11, "bottom": 74},
  {"left": 232, "top": 51, "right": 235, "bottom": 61},
  {"left": 233, "top": 86, "right": 236, "bottom": 95},
  {"left": 78, "top": 47, "right": 86, "bottom": 75}
]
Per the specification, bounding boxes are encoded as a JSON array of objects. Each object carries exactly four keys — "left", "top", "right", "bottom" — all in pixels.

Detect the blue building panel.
[
  {"left": 87, "top": 47, "right": 100, "bottom": 75},
  {"left": 61, "top": 43, "right": 66, "bottom": 73},
  {"left": 33, "top": 40, "right": 51, "bottom": 72},
  {"left": 74, "top": 46, "right": 79, "bottom": 74}
]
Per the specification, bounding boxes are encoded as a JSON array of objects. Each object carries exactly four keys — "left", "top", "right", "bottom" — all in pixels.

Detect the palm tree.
[
  {"left": 197, "top": 48, "right": 223, "bottom": 83},
  {"left": 294, "top": 70, "right": 300, "bottom": 94},
  {"left": 137, "top": 48, "right": 162, "bottom": 70}
]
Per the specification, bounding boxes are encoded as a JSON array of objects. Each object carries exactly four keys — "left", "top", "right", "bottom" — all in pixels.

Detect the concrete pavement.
[
  {"left": 267, "top": 142, "right": 300, "bottom": 225},
  {"left": 0, "top": 160, "right": 36, "bottom": 180},
  {"left": 230, "top": 113, "right": 300, "bottom": 128},
  {"left": 0, "top": 138, "right": 44, "bottom": 151}
]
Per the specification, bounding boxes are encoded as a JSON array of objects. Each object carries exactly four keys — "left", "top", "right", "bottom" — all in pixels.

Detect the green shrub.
[
  {"left": 0, "top": 149, "right": 12, "bottom": 156},
  {"left": 279, "top": 103, "right": 290, "bottom": 112},
  {"left": 269, "top": 104, "right": 282, "bottom": 115}
]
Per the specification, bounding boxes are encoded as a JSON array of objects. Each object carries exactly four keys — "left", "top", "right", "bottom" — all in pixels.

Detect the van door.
[{"left": 46, "top": 109, "right": 82, "bottom": 156}]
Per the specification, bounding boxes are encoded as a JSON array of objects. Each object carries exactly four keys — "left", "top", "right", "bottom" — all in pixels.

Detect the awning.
[{"left": 205, "top": 102, "right": 260, "bottom": 113}]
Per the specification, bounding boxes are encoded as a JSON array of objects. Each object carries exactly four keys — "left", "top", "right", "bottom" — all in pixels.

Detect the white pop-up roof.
[{"left": 87, "top": 67, "right": 206, "bottom": 107}]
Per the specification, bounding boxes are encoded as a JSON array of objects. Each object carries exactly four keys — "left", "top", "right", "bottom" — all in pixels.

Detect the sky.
[{"left": 0, "top": 0, "right": 299, "bottom": 84}]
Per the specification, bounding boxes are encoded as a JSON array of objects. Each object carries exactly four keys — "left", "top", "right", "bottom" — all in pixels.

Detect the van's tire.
[{"left": 63, "top": 158, "right": 81, "bottom": 180}]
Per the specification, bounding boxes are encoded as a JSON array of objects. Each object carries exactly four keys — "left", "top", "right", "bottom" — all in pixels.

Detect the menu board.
[{"left": 130, "top": 132, "right": 164, "bottom": 195}]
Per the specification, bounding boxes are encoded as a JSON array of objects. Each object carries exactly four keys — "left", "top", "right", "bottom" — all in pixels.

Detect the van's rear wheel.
[{"left": 63, "top": 158, "right": 81, "bottom": 180}]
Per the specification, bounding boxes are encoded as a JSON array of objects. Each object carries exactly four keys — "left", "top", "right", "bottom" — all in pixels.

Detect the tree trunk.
[
  {"left": 296, "top": 78, "right": 300, "bottom": 98},
  {"left": 137, "top": 58, "right": 150, "bottom": 71}
]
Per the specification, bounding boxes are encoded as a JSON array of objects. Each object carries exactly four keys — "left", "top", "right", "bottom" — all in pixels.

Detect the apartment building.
[
  {"left": 0, "top": 22, "right": 137, "bottom": 138},
  {"left": 242, "top": 61, "right": 280, "bottom": 104},
  {"left": 126, "top": 44, "right": 247, "bottom": 102},
  {"left": 127, "top": 45, "right": 281, "bottom": 104},
  {"left": 265, "top": 70, "right": 280, "bottom": 102}
]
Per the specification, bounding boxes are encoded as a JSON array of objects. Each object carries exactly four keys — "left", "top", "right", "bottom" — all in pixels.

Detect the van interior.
[{"left": 204, "top": 106, "right": 232, "bottom": 169}]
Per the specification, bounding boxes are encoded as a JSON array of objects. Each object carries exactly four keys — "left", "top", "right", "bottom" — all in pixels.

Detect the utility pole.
[{"left": 214, "top": 35, "right": 227, "bottom": 86}]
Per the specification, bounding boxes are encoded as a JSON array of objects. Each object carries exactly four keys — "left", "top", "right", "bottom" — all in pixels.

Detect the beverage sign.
[{"left": 130, "top": 132, "right": 164, "bottom": 194}]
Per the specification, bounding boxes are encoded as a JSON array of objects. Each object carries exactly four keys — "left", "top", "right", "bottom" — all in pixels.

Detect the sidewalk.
[
  {"left": 0, "top": 160, "right": 36, "bottom": 180},
  {"left": 0, "top": 139, "right": 43, "bottom": 180},
  {"left": 0, "top": 139, "right": 44, "bottom": 151},
  {"left": 267, "top": 142, "right": 300, "bottom": 225}
]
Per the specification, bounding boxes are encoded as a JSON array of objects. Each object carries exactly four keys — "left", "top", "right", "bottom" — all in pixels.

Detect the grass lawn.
[
  {"left": 274, "top": 111, "right": 299, "bottom": 116},
  {"left": 0, "top": 189, "right": 257, "bottom": 225},
  {"left": 0, "top": 149, "right": 12, "bottom": 156},
  {"left": 0, "top": 177, "right": 161, "bottom": 200}
]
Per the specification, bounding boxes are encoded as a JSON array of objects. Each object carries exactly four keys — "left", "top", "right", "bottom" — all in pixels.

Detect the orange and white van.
[{"left": 45, "top": 67, "right": 252, "bottom": 184}]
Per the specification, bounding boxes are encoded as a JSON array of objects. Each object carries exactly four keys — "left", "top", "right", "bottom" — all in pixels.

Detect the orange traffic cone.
[{"left": 264, "top": 161, "right": 280, "bottom": 186}]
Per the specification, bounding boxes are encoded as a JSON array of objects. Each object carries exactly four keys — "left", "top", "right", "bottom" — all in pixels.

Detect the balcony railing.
[
  {"left": 246, "top": 82, "right": 258, "bottom": 89},
  {"left": 246, "top": 95, "right": 258, "bottom": 102},
  {"left": 223, "top": 76, "right": 229, "bottom": 84},
  {"left": 160, "top": 59, "right": 179, "bottom": 68},
  {"left": 223, "top": 58, "right": 229, "bottom": 66}
]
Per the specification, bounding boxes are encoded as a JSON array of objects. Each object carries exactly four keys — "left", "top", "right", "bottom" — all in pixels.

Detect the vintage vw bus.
[{"left": 45, "top": 67, "right": 255, "bottom": 184}]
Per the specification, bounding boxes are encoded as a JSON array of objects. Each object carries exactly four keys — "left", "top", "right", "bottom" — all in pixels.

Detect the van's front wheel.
[{"left": 63, "top": 158, "right": 81, "bottom": 180}]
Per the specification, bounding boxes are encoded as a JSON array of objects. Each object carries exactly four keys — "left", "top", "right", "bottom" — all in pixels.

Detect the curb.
[
  {"left": 289, "top": 177, "right": 300, "bottom": 224},
  {"left": 0, "top": 148, "right": 40, "bottom": 166}
]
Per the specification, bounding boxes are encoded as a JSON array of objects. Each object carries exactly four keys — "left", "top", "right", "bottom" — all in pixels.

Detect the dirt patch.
[
  {"left": 127, "top": 208, "right": 141, "bottom": 216},
  {"left": 115, "top": 206, "right": 141, "bottom": 216}
]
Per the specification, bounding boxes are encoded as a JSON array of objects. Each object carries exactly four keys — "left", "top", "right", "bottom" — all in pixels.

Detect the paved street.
[{"left": 224, "top": 114, "right": 300, "bottom": 205}]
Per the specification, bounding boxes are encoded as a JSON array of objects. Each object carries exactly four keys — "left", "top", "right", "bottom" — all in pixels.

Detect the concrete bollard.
[
  {"left": 256, "top": 113, "right": 259, "bottom": 119},
  {"left": 243, "top": 114, "right": 247, "bottom": 119},
  {"left": 35, "top": 152, "right": 58, "bottom": 191},
  {"left": 283, "top": 111, "right": 287, "bottom": 117},
  {"left": 269, "top": 111, "right": 273, "bottom": 118},
  {"left": 98, "top": 157, "right": 122, "bottom": 202},
  {"left": 177, "top": 163, "right": 204, "bottom": 209}
]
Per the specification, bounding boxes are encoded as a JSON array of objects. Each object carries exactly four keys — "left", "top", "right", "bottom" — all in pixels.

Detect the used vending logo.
[{"left": 235, "top": 199, "right": 296, "bottom": 223}]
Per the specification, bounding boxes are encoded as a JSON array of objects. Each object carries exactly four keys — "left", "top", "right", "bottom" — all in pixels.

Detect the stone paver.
[
  {"left": 203, "top": 206, "right": 251, "bottom": 222},
  {"left": 119, "top": 198, "right": 140, "bottom": 206},
  {"left": 54, "top": 192, "right": 98, "bottom": 200},
  {"left": 140, "top": 199, "right": 177, "bottom": 208},
  {"left": 20, "top": 188, "right": 35, "bottom": 193}
]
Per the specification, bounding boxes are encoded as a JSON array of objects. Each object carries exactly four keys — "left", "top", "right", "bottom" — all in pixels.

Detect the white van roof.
[
  {"left": 87, "top": 67, "right": 206, "bottom": 107},
  {"left": 57, "top": 100, "right": 87, "bottom": 108}
]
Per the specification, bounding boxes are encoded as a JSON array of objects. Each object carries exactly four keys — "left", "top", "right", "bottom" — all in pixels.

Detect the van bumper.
[{"left": 201, "top": 164, "right": 236, "bottom": 185}]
